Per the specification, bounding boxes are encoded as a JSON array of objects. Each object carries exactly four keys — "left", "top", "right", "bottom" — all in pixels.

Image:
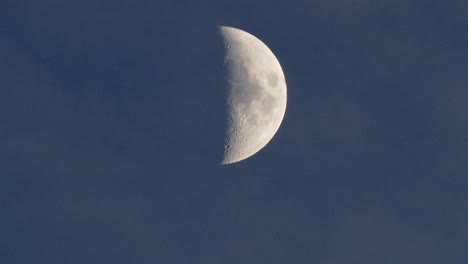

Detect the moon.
[{"left": 219, "top": 26, "right": 287, "bottom": 165}]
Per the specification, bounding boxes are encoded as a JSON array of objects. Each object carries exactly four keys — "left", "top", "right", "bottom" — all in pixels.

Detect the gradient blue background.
[{"left": 1, "top": 0, "right": 468, "bottom": 263}]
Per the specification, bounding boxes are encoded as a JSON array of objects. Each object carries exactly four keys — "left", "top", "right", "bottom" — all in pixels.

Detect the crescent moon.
[{"left": 219, "top": 26, "right": 287, "bottom": 165}]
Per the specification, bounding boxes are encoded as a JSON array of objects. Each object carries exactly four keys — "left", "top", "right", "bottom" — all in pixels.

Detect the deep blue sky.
[{"left": 1, "top": 0, "right": 468, "bottom": 263}]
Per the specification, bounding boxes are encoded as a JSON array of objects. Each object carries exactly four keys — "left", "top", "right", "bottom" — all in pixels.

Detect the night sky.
[{"left": 1, "top": 0, "right": 468, "bottom": 263}]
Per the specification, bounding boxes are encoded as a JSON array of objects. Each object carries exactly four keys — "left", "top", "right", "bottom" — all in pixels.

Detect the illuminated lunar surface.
[{"left": 220, "top": 26, "right": 287, "bottom": 164}]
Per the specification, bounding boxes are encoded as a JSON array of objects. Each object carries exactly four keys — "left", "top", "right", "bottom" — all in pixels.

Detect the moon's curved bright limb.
[{"left": 220, "top": 26, "right": 287, "bottom": 164}]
